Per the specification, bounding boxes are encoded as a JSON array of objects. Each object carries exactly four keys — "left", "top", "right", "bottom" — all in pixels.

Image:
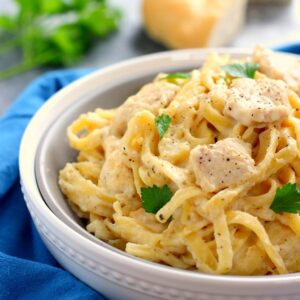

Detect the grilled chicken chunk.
[
  {"left": 110, "top": 81, "right": 179, "bottom": 136},
  {"left": 135, "top": 81, "right": 179, "bottom": 106},
  {"left": 223, "top": 78, "right": 290, "bottom": 126},
  {"left": 190, "top": 138, "right": 255, "bottom": 193},
  {"left": 253, "top": 45, "right": 300, "bottom": 95},
  {"left": 100, "top": 140, "right": 135, "bottom": 196}
]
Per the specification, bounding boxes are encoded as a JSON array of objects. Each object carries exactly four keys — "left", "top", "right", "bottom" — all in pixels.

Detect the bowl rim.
[{"left": 19, "top": 47, "right": 300, "bottom": 288}]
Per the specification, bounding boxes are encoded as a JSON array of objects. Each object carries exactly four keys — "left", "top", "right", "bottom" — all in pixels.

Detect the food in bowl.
[{"left": 59, "top": 46, "right": 300, "bottom": 276}]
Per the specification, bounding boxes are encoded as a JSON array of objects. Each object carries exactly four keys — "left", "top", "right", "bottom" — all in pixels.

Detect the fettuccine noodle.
[{"left": 59, "top": 47, "right": 300, "bottom": 275}]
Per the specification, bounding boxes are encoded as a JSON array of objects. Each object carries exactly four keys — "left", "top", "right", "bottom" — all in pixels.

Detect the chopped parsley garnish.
[
  {"left": 161, "top": 72, "right": 191, "bottom": 81},
  {"left": 141, "top": 185, "right": 173, "bottom": 214},
  {"left": 155, "top": 114, "right": 172, "bottom": 139},
  {"left": 223, "top": 62, "right": 260, "bottom": 79},
  {"left": 0, "top": 1, "right": 121, "bottom": 79},
  {"left": 270, "top": 183, "right": 300, "bottom": 214}
]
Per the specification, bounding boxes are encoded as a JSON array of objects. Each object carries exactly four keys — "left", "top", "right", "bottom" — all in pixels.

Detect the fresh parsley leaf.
[
  {"left": 49, "top": 23, "right": 91, "bottom": 65},
  {"left": 141, "top": 185, "right": 173, "bottom": 214},
  {"left": 223, "top": 62, "right": 260, "bottom": 79},
  {"left": 40, "top": 0, "right": 66, "bottom": 14},
  {"left": 0, "top": 0, "right": 121, "bottom": 80},
  {"left": 244, "top": 62, "right": 260, "bottom": 79},
  {"left": 270, "top": 183, "right": 300, "bottom": 213},
  {"left": 155, "top": 114, "right": 172, "bottom": 139},
  {"left": 0, "top": 15, "right": 16, "bottom": 31},
  {"left": 80, "top": 3, "right": 121, "bottom": 37},
  {"left": 162, "top": 72, "right": 191, "bottom": 81}
]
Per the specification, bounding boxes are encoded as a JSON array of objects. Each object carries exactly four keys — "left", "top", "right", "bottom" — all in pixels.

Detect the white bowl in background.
[{"left": 20, "top": 49, "right": 300, "bottom": 300}]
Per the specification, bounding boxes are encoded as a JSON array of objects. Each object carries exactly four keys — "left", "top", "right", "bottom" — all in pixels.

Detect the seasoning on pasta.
[{"left": 59, "top": 46, "right": 300, "bottom": 275}]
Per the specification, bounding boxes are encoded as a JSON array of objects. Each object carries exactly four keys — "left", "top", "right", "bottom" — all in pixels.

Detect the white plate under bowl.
[{"left": 20, "top": 48, "right": 300, "bottom": 300}]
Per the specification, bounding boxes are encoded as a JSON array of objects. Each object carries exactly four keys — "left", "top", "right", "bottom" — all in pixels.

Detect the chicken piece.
[
  {"left": 253, "top": 45, "right": 300, "bottom": 94},
  {"left": 110, "top": 99, "right": 151, "bottom": 137},
  {"left": 100, "top": 144, "right": 135, "bottom": 196},
  {"left": 102, "top": 134, "right": 120, "bottom": 154},
  {"left": 110, "top": 81, "right": 179, "bottom": 136},
  {"left": 223, "top": 78, "right": 290, "bottom": 126},
  {"left": 135, "top": 81, "right": 179, "bottom": 106},
  {"left": 190, "top": 138, "right": 255, "bottom": 193}
]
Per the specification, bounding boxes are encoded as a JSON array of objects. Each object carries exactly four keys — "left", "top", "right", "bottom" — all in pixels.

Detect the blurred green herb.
[
  {"left": 155, "top": 114, "right": 172, "bottom": 139},
  {"left": 161, "top": 72, "right": 191, "bottom": 81},
  {"left": 223, "top": 62, "right": 260, "bottom": 79},
  {"left": 0, "top": 0, "right": 121, "bottom": 79}
]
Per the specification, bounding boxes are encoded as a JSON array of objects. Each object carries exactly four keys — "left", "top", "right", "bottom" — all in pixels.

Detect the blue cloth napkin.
[
  {"left": 275, "top": 43, "right": 300, "bottom": 54},
  {"left": 0, "top": 70, "right": 105, "bottom": 300}
]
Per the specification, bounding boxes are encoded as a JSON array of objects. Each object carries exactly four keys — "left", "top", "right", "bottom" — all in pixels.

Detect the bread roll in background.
[
  {"left": 143, "top": 0, "right": 248, "bottom": 49},
  {"left": 250, "top": 0, "right": 290, "bottom": 3}
]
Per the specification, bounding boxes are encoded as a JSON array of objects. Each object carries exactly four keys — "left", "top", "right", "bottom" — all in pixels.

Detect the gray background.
[{"left": 0, "top": 0, "right": 299, "bottom": 115}]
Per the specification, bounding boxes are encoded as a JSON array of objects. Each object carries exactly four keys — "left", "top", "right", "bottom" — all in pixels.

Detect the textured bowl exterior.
[{"left": 20, "top": 49, "right": 300, "bottom": 300}]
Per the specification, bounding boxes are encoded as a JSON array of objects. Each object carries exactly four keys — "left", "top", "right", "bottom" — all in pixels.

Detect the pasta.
[{"left": 59, "top": 46, "right": 300, "bottom": 275}]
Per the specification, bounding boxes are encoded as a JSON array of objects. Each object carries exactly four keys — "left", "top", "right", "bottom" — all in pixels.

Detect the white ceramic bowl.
[{"left": 20, "top": 49, "right": 300, "bottom": 300}]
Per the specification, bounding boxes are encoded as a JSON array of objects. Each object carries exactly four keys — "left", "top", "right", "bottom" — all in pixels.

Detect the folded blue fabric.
[
  {"left": 0, "top": 70, "right": 105, "bottom": 300},
  {"left": 275, "top": 43, "right": 300, "bottom": 54}
]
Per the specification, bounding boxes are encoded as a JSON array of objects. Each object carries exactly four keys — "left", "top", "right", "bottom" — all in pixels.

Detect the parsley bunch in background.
[{"left": 0, "top": 0, "right": 121, "bottom": 79}]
